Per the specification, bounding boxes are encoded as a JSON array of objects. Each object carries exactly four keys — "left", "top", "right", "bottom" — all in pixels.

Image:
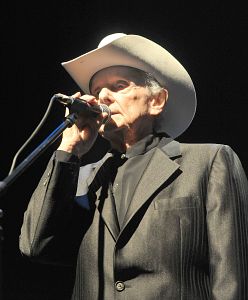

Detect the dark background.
[{"left": 0, "top": 1, "right": 247, "bottom": 299}]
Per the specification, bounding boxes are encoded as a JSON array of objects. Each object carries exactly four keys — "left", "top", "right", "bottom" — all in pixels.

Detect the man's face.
[{"left": 90, "top": 66, "right": 155, "bottom": 140}]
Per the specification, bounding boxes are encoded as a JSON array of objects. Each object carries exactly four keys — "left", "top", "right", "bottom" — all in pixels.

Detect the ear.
[{"left": 148, "top": 89, "right": 168, "bottom": 116}]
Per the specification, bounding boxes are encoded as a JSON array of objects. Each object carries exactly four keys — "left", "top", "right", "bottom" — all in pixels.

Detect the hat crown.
[{"left": 98, "top": 33, "right": 126, "bottom": 48}]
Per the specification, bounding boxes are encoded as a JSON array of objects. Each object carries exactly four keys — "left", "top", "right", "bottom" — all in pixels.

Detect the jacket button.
[{"left": 115, "top": 281, "right": 125, "bottom": 291}]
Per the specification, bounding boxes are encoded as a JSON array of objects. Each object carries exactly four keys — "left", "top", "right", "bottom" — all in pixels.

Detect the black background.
[{"left": 1, "top": 1, "right": 248, "bottom": 299}]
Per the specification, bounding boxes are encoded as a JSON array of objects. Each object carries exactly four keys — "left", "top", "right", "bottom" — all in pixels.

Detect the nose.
[{"left": 98, "top": 87, "right": 115, "bottom": 105}]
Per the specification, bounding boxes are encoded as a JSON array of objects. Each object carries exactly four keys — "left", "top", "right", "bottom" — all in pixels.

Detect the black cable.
[{"left": 8, "top": 96, "right": 57, "bottom": 175}]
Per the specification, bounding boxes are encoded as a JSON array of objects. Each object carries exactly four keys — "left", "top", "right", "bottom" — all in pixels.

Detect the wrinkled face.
[{"left": 90, "top": 66, "right": 155, "bottom": 139}]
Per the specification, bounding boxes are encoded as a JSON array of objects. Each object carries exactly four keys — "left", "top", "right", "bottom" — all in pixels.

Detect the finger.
[
  {"left": 79, "top": 95, "right": 108, "bottom": 125},
  {"left": 80, "top": 95, "right": 97, "bottom": 104},
  {"left": 63, "top": 92, "right": 82, "bottom": 117},
  {"left": 65, "top": 107, "right": 70, "bottom": 117},
  {"left": 71, "top": 91, "right": 82, "bottom": 98}
]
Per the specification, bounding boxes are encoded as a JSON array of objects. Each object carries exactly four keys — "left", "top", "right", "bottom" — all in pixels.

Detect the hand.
[{"left": 57, "top": 92, "right": 107, "bottom": 158}]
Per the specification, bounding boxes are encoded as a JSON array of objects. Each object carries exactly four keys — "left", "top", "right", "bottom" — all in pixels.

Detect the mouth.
[
  {"left": 109, "top": 111, "right": 119, "bottom": 116},
  {"left": 107, "top": 106, "right": 118, "bottom": 115},
  {"left": 109, "top": 107, "right": 121, "bottom": 114}
]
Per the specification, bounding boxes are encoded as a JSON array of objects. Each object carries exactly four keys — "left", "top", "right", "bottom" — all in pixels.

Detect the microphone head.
[{"left": 100, "top": 104, "right": 111, "bottom": 123}]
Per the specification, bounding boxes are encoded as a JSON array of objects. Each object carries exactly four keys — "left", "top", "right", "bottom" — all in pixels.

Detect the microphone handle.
[
  {"left": 54, "top": 94, "right": 111, "bottom": 121},
  {"left": 69, "top": 98, "right": 100, "bottom": 116},
  {"left": 69, "top": 100, "right": 111, "bottom": 123},
  {"left": 54, "top": 94, "right": 102, "bottom": 117}
]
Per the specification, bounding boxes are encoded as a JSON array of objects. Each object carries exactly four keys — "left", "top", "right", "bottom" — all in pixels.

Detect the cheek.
[
  {"left": 121, "top": 106, "right": 149, "bottom": 125},
  {"left": 128, "top": 99, "right": 150, "bottom": 115},
  {"left": 115, "top": 93, "right": 150, "bottom": 120}
]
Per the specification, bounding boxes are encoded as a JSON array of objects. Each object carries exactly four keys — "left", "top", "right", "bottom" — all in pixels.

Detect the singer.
[{"left": 19, "top": 33, "right": 248, "bottom": 300}]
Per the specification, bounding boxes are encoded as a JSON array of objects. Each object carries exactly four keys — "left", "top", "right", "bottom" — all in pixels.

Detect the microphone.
[{"left": 53, "top": 93, "right": 111, "bottom": 120}]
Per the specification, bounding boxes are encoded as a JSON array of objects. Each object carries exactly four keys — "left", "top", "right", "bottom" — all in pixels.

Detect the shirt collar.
[{"left": 111, "top": 133, "right": 165, "bottom": 159}]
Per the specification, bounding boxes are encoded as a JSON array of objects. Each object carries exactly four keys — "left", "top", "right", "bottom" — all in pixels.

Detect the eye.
[
  {"left": 92, "top": 89, "right": 100, "bottom": 97},
  {"left": 113, "top": 80, "right": 129, "bottom": 91}
]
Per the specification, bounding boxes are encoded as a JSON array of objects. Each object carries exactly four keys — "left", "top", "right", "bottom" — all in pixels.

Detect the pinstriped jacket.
[{"left": 19, "top": 137, "right": 248, "bottom": 299}]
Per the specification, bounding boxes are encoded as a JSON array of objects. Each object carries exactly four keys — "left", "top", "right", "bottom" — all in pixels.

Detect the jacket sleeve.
[
  {"left": 206, "top": 145, "right": 248, "bottom": 299},
  {"left": 19, "top": 151, "right": 93, "bottom": 266}
]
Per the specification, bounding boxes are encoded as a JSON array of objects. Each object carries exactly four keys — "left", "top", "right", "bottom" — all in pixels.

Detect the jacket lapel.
[
  {"left": 89, "top": 138, "right": 181, "bottom": 241},
  {"left": 121, "top": 139, "right": 181, "bottom": 232},
  {"left": 88, "top": 154, "right": 120, "bottom": 241},
  {"left": 95, "top": 185, "right": 120, "bottom": 241}
]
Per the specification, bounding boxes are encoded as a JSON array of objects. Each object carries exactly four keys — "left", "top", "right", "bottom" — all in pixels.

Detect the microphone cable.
[{"left": 8, "top": 96, "right": 56, "bottom": 175}]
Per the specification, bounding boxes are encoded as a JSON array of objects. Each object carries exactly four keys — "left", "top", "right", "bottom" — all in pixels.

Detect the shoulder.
[
  {"left": 160, "top": 137, "right": 238, "bottom": 164},
  {"left": 179, "top": 142, "right": 238, "bottom": 160},
  {"left": 180, "top": 142, "right": 230, "bottom": 153},
  {"left": 179, "top": 142, "right": 246, "bottom": 176}
]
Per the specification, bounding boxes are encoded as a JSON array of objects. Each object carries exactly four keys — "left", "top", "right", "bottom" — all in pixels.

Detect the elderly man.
[{"left": 19, "top": 33, "right": 248, "bottom": 300}]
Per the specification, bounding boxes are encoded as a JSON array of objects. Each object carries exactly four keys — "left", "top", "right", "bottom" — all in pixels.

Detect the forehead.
[{"left": 90, "top": 66, "right": 147, "bottom": 88}]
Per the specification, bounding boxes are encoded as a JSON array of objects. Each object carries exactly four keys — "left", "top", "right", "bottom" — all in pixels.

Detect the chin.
[
  {"left": 101, "top": 120, "right": 127, "bottom": 138},
  {"left": 103, "top": 116, "right": 123, "bottom": 131}
]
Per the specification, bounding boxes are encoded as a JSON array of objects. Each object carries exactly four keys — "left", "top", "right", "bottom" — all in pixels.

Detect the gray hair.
[
  {"left": 120, "top": 66, "right": 165, "bottom": 95},
  {"left": 142, "top": 71, "right": 165, "bottom": 95}
]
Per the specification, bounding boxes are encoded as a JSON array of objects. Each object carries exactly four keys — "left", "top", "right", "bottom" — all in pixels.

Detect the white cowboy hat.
[{"left": 61, "top": 33, "right": 197, "bottom": 138}]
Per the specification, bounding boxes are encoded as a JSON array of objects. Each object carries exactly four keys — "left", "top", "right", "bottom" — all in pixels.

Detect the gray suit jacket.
[{"left": 19, "top": 138, "right": 248, "bottom": 299}]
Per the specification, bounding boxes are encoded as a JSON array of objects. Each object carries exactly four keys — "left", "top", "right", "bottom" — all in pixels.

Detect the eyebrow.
[
  {"left": 89, "top": 68, "right": 135, "bottom": 92},
  {"left": 90, "top": 77, "right": 131, "bottom": 94}
]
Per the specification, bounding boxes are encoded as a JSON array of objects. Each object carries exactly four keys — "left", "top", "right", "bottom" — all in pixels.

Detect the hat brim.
[{"left": 61, "top": 34, "right": 197, "bottom": 138}]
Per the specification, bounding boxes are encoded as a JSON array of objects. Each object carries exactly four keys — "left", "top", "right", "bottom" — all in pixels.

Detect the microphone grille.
[
  {"left": 100, "top": 104, "right": 111, "bottom": 123},
  {"left": 100, "top": 104, "right": 110, "bottom": 113}
]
